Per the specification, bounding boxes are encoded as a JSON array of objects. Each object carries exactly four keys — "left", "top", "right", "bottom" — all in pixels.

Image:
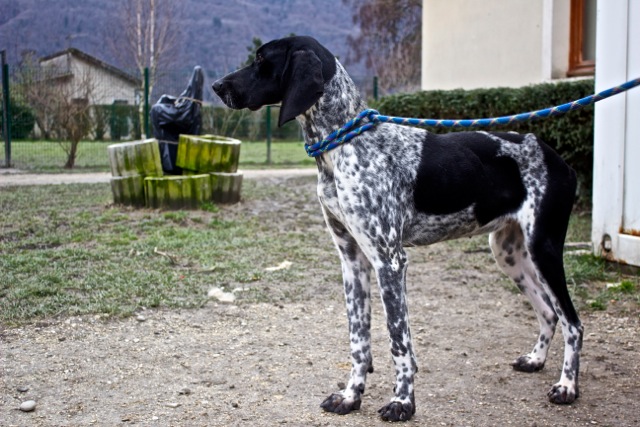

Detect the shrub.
[
  {"left": 110, "top": 102, "right": 131, "bottom": 140},
  {"left": 91, "top": 105, "right": 110, "bottom": 140},
  {"left": 374, "top": 79, "right": 595, "bottom": 204},
  {"left": 201, "top": 106, "right": 301, "bottom": 141},
  {"left": 1, "top": 97, "right": 36, "bottom": 139}
]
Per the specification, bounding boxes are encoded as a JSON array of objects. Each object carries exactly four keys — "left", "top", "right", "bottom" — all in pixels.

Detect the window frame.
[{"left": 568, "top": 0, "right": 596, "bottom": 76}]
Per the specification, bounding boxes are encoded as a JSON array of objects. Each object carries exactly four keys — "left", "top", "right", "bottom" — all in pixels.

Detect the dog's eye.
[{"left": 255, "top": 54, "right": 264, "bottom": 65}]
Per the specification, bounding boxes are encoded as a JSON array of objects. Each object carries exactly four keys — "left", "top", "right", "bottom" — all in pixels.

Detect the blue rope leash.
[{"left": 305, "top": 77, "right": 640, "bottom": 157}]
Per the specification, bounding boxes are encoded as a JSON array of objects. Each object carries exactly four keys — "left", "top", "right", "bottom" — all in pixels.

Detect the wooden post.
[
  {"left": 266, "top": 105, "right": 272, "bottom": 164},
  {"left": 1, "top": 50, "right": 11, "bottom": 168},
  {"left": 144, "top": 67, "right": 150, "bottom": 138},
  {"left": 373, "top": 76, "right": 379, "bottom": 101}
]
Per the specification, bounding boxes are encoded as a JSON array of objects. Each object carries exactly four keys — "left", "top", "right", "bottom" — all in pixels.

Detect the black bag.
[{"left": 150, "top": 66, "right": 204, "bottom": 174}]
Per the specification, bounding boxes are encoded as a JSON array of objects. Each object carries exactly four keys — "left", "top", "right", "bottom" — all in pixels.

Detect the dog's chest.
[
  {"left": 315, "top": 161, "right": 349, "bottom": 226},
  {"left": 314, "top": 146, "right": 418, "bottom": 243},
  {"left": 317, "top": 176, "right": 337, "bottom": 209}
]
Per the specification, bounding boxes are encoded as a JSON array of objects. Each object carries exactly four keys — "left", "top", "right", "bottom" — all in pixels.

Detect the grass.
[
  {"left": 0, "top": 178, "right": 338, "bottom": 325},
  {"left": 566, "top": 210, "right": 592, "bottom": 242},
  {"left": 585, "top": 280, "right": 638, "bottom": 311},
  {"left": 7, "top": 139, "right": 315, "bottom": 172},
  {"left": 563, "top": 211, "right": 640, "bottom": 312},
  {"left": 1, "top": 180, "right": 638, "bottom": 326},
  {"left": 239, "top": 140, "right": 315, "bottom": 168}
]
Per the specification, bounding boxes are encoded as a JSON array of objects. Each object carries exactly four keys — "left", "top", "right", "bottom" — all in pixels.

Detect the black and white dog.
[{"left": 213, "top": 36, "right": 582, "bottom": 422}]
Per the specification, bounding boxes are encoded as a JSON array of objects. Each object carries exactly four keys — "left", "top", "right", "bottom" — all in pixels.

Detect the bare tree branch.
[
  {"left": 343, "top": 0, "right": 422, "bottom": 94},
  {"left": 15, "top": 54, "right": 97, "bottom": 168},
  {"left": 105, "top": 0, "right": 183, "bottom": 136}
]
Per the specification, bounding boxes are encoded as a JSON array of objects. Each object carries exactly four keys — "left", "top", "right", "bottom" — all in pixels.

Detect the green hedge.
[
  {"left": 201, "top": 106, "right": 301, "bottom": 141},
  {"left": 374, "top": 79, "right": 595, "bottom": 203},
  {"left": 1, "top": 98, "right": 36, "bottom": 139}
]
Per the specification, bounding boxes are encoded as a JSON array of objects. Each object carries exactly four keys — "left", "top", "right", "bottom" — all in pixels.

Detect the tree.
[
  {"left": 54, "top": 81, "right": 94, "bottom": 169},
  {"left": 16, "top": 53, "right": 97, "bottom": 168},
  {"left": 242, "top": 37, "right": 264, "bottom": 67},
  {"left": 241, "top": 33, "right": 296, "bottom": 68},
  {"left": 343, "top": 0, "right": 422, "bottom": 94},
  {"left": 108, "top": 0, "right": 182, "bottom": 137},
  {"left": 15, "top": 52, "right": 57, "bottom": 140}
]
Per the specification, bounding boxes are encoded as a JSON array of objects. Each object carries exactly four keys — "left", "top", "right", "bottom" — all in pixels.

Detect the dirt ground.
[
  {"left": 0, "top": 168, "right": 316, "bottom": 187},
  {"left": 2, "top": 174, "right": 639, "bottom": 426}
]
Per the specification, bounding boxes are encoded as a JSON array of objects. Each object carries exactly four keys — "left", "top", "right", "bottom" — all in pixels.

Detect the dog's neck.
[{"left": 297, "top": 60, "right": 367, "bottom": 145}]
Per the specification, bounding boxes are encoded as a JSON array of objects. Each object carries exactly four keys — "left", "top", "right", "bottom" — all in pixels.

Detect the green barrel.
[
  {"left": 177, "top": 134, "right": 241, "bottom": 173},
  {"left": 107, "top": 138, "right": 164, "bottom": 178},
  {"left": 210, "top": 172, "right": 243, "bottom": 204},
  {"left": 107, "top": 139, "right": 163, "bottom": 206},
  {"left": 144, "top": 174, "right": 213, "bottom": 209},
  {"left": 110, "top": 175, "right": 146, "bottom": 207}
]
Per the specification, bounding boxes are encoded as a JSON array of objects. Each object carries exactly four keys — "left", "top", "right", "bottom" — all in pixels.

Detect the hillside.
[{"left": 0, "top": 0, "right": 367, "bottom": 78}]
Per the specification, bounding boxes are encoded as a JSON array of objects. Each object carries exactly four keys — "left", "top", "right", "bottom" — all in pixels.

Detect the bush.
[
  {"left": 88, "top": 104, "right": 142, "bottom": 141},
  {"left": 110, "top": 102, "right": 131, "bottom": 140},
  {"left": 91, "top": 105, "right": 110, "bottom": 141},
  {"left": 201, "top": 106, "right": 301, "bottom": 141},
  {"left": 1, "top": 97, "right": 36, "bottom": 139},
  {"left": 374, "top": 79, "right": 595, "bottom": 203}
]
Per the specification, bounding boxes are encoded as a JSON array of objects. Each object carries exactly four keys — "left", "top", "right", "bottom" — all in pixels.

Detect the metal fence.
[{"left": 1, "top": 57, "right": 376, "bottom": 171}]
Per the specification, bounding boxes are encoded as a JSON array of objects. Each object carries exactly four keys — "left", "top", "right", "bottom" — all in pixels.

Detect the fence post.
[
  {"left": 266, "top": 105, "right": 272, "bottom": 164},
  {"left": 144, "top": 67, "right": 150, "bottom": 138},
  {"left": 373, "top": 76, "right": 379, "bottom": 101},
  {"left": 1, "top": 50, "right": 11, "bottom": 168}
]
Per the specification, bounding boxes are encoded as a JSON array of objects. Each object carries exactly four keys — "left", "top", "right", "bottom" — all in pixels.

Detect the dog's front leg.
[
  {"left": 319, "top": 213, "right": 374, "bottom": 415},
  {"left": 374, "top": 246, "right": 417, "bottom": 422}
]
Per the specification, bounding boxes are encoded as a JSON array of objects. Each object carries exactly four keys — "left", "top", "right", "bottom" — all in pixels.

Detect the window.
[{"left": 568, "top": 0, "right": 596, "bottom": 76}]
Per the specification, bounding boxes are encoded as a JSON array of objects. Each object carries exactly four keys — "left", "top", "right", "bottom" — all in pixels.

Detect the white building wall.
[
  {"left": 592, "top": 0, "right": 640, "bottom": 266},
  {"left": 70, "top": 56, "right": 137, "bottom": 105},
  {"left": 550, "top": 0, "right": 571, "bottom": 79},
  {"left": 421, "top": 0, "right": 570, "bottom": 90}
]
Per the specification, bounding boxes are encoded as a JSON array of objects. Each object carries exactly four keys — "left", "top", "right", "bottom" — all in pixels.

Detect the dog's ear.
[{"left": 278, "top": 50, "right": 324, "bottom": 127}]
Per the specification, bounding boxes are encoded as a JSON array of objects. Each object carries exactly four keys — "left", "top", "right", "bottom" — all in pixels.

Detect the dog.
[{"left": 213, "top": 36, "right": 583, "bottom": 422}]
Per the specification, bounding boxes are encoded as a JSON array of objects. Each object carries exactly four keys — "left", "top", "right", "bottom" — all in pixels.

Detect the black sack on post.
[{"left": 150, "top": 66, "right": 204, "bottom": 174}]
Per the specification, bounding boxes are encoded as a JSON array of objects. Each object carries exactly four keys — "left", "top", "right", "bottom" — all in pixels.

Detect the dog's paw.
[
  {"left": 547, "top": 383, "right": 578, "bottom": 404},
  {"left": 378, "top": 400, "right": 415, "bottom": 422},
  {"left": 320, "top": 393, "right": 361, "bottom": 415},
  {"left": 511, "top": 355, "right": 545, "bottom": 373}
]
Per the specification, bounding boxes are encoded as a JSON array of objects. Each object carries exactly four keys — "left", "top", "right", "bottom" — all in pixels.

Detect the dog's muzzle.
[
  {"left": 212, "top": 79, "right": 238, "bottom": 109},
  {"left": 211, "top": 79, "right": 224, "bottom": 94}
]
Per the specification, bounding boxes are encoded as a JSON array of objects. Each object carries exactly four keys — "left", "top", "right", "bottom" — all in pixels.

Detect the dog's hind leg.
[
  {"left": 492, "top": 214, "right": 582, "bottom": 404},
  {"left": 319, "top": 212, "right": 374, "bottom": 415},
  {"left": 490, "top": 136, "right": 581, "bottom": 403},
  {"left": 527, "top": 214, "right": 583, "bottom": 404},
  {"left": 524, "top": 159, "right": 582, "bottom": 404},
  {"left": 490, "top": 221, "right": 559, "bottom": 373}
]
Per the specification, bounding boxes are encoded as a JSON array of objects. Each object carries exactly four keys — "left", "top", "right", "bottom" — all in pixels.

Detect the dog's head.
[{"left": 212, "top": 36, "right": 337, "bottom": 127}]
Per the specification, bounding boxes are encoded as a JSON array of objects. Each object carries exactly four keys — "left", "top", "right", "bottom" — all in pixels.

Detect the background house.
[
  {"left": 421, "top": 0, "right": 639, "bottom": 266},
  {"left": 40, "top": 48, "right": 140, "bottom": 106},
  {"left": 33, "top": 48, "right": 141, "bottom": 140}
]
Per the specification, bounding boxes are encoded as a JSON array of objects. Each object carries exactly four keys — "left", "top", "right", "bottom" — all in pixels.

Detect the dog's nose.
[{"left": 212, "top": 80, "right": 223, "bottom": 93}]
